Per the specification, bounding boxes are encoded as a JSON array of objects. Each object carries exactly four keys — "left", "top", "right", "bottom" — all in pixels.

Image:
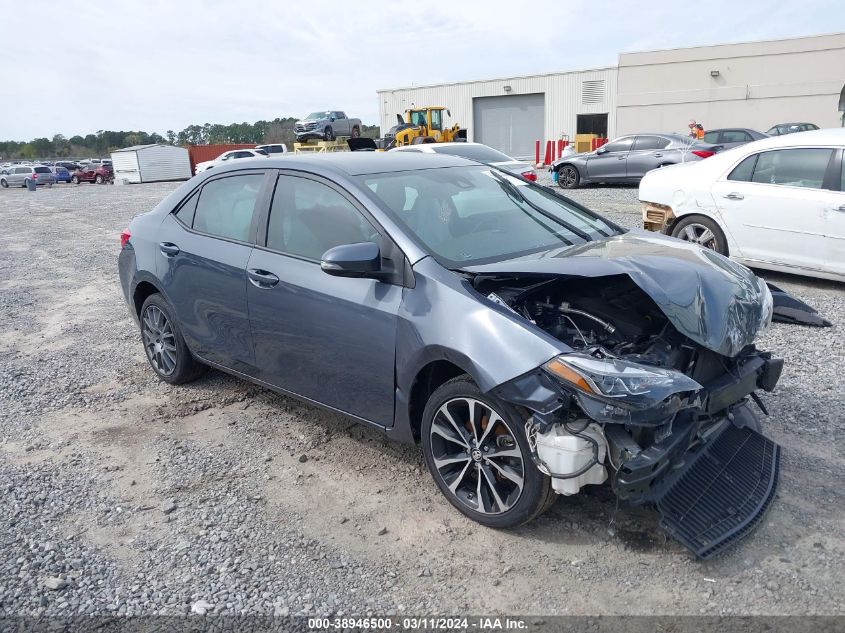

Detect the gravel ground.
[{"left": 0, "top": 180, "right": 843, "bottom": 618}]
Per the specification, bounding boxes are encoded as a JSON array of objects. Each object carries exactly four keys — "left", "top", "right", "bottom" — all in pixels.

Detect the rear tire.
[
  {"left": 351, "top": 127, "right": 361, "bottom": 138},
  {"left": 71, "top": 176, "right": 79, "bottom": 184},
  {"left": 0, "top": 179, "right": 7, "bottom": 188},
  {"left": 139, "top": 294, "right": 206, "bottom": 385},
  {"left": 95, "top": 174, "right": 103, "bottom": 184},
  {"left": 557, "top": 165, "right": 580, "bottom": 189},
  {"left": 670, "top": 215, "right": 729, "bottom": 255},
  {"left": 421, "top": 375, "right": 553, "bottom": 529}
]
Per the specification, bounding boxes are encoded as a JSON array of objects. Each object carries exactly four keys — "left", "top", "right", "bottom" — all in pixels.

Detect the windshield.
[
  {"left": 431, "top": 144, "right": 514, "bottom": 163},
  {"left": 359, "top": 165, "right": 619, "bottom": 267},
  {"left": 305, "top": 112, "right": 329, "bottom": 119}
]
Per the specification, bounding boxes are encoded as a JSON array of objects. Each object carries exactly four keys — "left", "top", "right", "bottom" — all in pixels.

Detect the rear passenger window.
[
  {"left": 175, "top": 191, "right": 199, "bottom": 227},
  {"left": 266, "top": 176, "right": 377, "bottom": 260},
  {"left": 193, "top": 174, "right": 264, "bottom": 242},
  {"left": 633, "top": 136, "right": 670, "bottom": 150},
  {"left": 721, "top": 130, "right": 751, "bottom": 143},
  {"left": 728, "top": 155, "right": 758, "bottom": 182},
  {"left": 751, "top": 149, "right": 833, "bottom": 189}
]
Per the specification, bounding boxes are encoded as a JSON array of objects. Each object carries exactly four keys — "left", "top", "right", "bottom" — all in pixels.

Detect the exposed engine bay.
[{"left": 476, "top": 272, "right": 783, "bottom": 558}]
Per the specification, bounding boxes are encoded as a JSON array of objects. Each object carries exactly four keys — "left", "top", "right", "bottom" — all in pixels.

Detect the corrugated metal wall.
[
  {"left": 137, "top": 146, "right": 192, "bottom": 182},
  {"left": 111, "top": 151, "right": 141, "bottom": 183},
  {"left": 377, "top": 67, "right": 618, "bottom": 157}
]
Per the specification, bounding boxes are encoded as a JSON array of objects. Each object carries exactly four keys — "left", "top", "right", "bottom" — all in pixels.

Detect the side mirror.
[
  {"left": 321, "top": 242, "right": 383, "bottom": 278},
  {"left": 330, "top": 116, "right": 336, "bottom": 122},
  {"left": 595, "top": 146, "right": 608, "bottom": 154}
]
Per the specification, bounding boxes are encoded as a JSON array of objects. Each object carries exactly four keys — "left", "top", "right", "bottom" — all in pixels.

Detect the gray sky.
[{"left": 2, "top": 0, "right": 843, "bottom": 140}]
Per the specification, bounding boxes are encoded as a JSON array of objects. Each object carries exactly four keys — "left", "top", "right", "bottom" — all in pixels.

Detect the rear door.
[
  {"left": 711, "top": 147, "right": 835, "bottom": 271},
  {"left": 626, "top": 135, "right": 672, "bottom": 179},
  {"left": 156, "top": 169, "right": 272, "bottom": 374},
  {"left": 585, "top": 136, "right": 634, "bottom": 181},
  {"left": 246, "top": 171, "right": 401, "bottom": 426}
]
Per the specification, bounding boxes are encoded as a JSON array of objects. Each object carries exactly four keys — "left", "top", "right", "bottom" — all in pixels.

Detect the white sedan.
[
  {"left": 194, "top": 149, "right": 268, "bottom": 174},
  {"left": 639, "top": 128, "right": 845, "bottom": 282}
]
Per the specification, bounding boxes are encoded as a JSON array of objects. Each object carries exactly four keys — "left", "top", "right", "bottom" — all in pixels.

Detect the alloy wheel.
[
  {"left": 678, "top": 223, "right": 718, "bottom": 250},
  {"left": 561, "top": 166, "right": 578, "bottom": 187},
  {"left": 142, "top": 305, "right": 177, "bottom": 376},
  {"left": 428, "top": 397, "right": 525, "bottom": 515}
]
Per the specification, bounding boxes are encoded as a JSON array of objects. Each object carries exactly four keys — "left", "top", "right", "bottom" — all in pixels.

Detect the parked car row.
[{"left": 0, "top": 162, "right": 114, "bottom": 187}]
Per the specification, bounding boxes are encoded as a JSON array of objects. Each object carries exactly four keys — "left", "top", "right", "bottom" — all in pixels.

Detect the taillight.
[
  {"left": 692, "top": 150, "right": 715, "bottom": 159},
  {"left": 32, "top": 173, "right": 38, "bottom": 179},
  {"left": 120, "top": 230, "right": 131, "bottom": 248},
  {"left": 521, "top": 170, "right": 537, "bottom": 181}
]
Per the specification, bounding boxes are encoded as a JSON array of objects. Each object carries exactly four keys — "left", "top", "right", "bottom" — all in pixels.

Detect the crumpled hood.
[{"left": 462, "top": 231, "right": 773, "bottom": 357}]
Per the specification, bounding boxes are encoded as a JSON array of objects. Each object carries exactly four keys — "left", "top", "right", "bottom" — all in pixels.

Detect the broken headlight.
[{"left": 544, "top": 353, "right": 702, "bottom": 411}]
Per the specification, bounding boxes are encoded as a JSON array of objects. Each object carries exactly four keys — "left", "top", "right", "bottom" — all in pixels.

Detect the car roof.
[
  {"left": 219, "top": 151, "right": 474, "bottom": 176},
  {"left": 737, "top": 127, "right": 844, "bottom": 148}
]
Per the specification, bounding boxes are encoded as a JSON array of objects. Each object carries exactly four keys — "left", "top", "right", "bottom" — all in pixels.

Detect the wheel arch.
[
  {"left": 405, "top": 359, "right": 470, "bottom": 442},
  {"left": 132, "top": 278, "right": 165, "bottom": 318}
]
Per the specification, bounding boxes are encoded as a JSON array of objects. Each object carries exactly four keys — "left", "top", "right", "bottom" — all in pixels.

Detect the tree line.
[{"left": 0, "top": 118, "right": 380, "bottom": 160}]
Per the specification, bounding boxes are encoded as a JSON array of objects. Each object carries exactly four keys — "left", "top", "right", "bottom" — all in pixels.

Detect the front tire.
[
  {"left": 140, "top": 294, "right": 206, "bottom": 384},
  {"left": 95, "top": 174, "right": 103, "bottom": 184},
  {"left": 421, "top": 375, "right": 553, "bottom": 528},
  {"left": 0, "top": 179, "right": 7, "bottom": 188},
  {"left": 557, "top": 165, "right": 580, "bottom": 189},
  {"left": 323, "top": 126, "right": 334, "bottom": 141},
  {"left": 671, "top": 215, "right": 728, "bottom": 255}
]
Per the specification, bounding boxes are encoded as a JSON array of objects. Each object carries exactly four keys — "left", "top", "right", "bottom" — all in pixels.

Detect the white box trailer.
[{"left": 110, "top": 144, "right": 191, "bottom": 183}]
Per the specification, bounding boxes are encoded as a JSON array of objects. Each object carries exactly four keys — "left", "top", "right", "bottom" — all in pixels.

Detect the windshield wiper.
[{"left": 490, "top": 173, "right": 594, "bottom": 243}]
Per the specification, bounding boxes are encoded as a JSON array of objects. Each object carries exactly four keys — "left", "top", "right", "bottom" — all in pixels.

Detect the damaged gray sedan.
[{"left": 119, "top": 153, "right": 782, "bottom": 558}]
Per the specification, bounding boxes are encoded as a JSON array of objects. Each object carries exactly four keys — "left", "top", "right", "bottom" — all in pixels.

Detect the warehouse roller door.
[{"left": 473, "top": 93, "right": 545, "bottom": 159}]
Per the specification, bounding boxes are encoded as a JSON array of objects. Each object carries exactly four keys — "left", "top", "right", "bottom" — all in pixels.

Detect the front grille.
[{"left": 656, "top": 424, "right": 780, "bottom": 559}]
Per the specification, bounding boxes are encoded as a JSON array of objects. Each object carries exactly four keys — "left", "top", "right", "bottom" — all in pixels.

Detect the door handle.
[
  {"left": 159, "top": 242, "right": 180, "bottom": 256},
  {"left": 247, "top": 268, "right": 280, "bottom": 288},
  {"left": 835, "top": 204, "right": 845, "bottom": 212},
  {"left": 723, "top": 192, "right": 744, "bottom": 201},
  {"left": 617, "top": 156, "right": 627, "bottom": 160},
  {"left": 653, "top": 153, "right": 663, "bottom": 157}
]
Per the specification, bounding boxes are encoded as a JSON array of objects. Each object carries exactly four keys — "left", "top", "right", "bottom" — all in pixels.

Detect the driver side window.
[{"left": 266, "top": 176, "right": 377, "bottom": 260}]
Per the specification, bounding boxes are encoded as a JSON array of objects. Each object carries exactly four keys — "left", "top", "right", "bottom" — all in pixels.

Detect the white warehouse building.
[
  {"left": 378, "top": 67, "right": 617, "bottom": 159},
  {"left": 378, "top": 32, "right": 845, "bottom": 160}
]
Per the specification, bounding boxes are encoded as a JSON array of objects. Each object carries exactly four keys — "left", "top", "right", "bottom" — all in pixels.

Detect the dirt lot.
[{"left": 1, "top": 181, "right": 843, "bottom": 617}]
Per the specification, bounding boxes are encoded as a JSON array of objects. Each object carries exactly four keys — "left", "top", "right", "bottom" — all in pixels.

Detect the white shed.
[{"left": 110, "top": 144, "right": 192, "bottom": 183}]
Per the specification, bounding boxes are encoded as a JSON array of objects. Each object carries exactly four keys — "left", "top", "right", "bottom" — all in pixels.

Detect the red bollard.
[
  {"left": 557, "top": 139, "right": 563, "bottom": 159},
  {"left": 535, "top": 140, "right": 541, "bottom": 166},
  {"left": 544, "top": 140, "right": 553, "bottom": 165}
]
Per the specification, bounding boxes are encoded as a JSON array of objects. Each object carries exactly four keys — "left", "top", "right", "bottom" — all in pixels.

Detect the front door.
[
  {"left": 156, "top": 170, "right": 270, "bottom": 373},
  {"left": 246, "top": 172, "right": 400, "bottom": 426},
  {"left": 711, "top": 148, "right": 835, "bottom": 271},
  {"left": 585, "top": 136, "right": 634, "bottom": 181}
]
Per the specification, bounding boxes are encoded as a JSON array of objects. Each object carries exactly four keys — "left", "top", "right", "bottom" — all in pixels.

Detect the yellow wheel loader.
[{"left": 347, "top": 107, "right": 465, "bottom": 151}]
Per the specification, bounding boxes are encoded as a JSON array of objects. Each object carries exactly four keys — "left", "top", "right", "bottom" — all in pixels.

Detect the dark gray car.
[
  {"left": 119, "top": 153, "right": 782, "bottom": 558},
  {"left": 550, "top": 133, "right": 722, "bottom": 188},
  {"left": 702, "top": 128, "right": 769, "bottom": 150}
]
